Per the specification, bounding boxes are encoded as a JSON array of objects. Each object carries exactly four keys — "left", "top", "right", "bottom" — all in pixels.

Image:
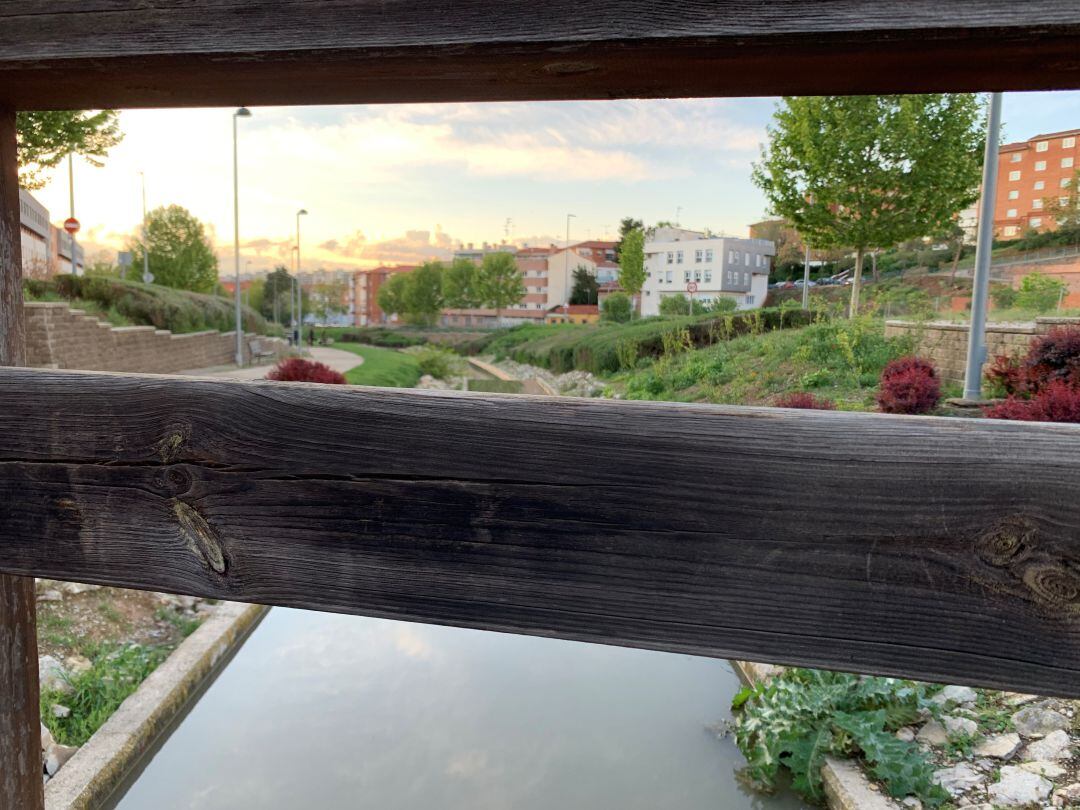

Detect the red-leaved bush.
[
  {"left": 983, "top": 381, "right": 1080, "bottom": 423},
  {"left": 986, "top": 354, "right": 1028, "bottom": 397},
  {"left": 773, "top": 391, "right": 836, "bottom": 410},
  {"left": 267, "top": 358, "right": 346, "bottom": 384},
  {"left": 876, "top": 356, "right": 941, "bottom": 415},
  {"left": 987, "top": 326, "right": 1080, "bottom": 397}
]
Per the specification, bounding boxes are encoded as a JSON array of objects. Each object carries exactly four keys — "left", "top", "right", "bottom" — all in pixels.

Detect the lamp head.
[
  {"left": 235, "top": 107, "right": 252, "bottom": 118},
  {"left": 298, "top": 208, "right": 309, "bottom": 216}
]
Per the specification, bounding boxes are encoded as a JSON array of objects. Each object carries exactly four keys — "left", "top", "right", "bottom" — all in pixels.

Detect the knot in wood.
[
  {"left": 975, "top": 516, "right": 1036, "bottom": 567},
  {"left": 1022, "top": 563, "right": 1080, "bottom": 610},
  {"left": 155, "top": 425, "right": 190, "bottom": 464},
  {"left": 154, "top": 466, "right": 194, "bottom": 497},
  {"left": 172, "top": 499, "right": 226, "bottom": 575}
]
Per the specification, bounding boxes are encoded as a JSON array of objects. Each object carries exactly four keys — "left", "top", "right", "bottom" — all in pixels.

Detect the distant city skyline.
[{"left": 28, "top": 91, "right": 1080, "bottom": 274}]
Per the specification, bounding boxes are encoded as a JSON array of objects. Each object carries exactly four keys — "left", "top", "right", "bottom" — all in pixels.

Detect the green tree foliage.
[
  {"left": 478, "top": 252, "right": 524, "bottom": 320},
  {"left": 1046, "top": 169, "right": 1080, "bottom": 240},
  {"left": 569, "top": 266, "right": 599, "bottom": 305},
  {"left": 16, "top": 111, "right": 123, "bottom": 189},
  {"left": 659, "top": 294, "right": 691, "bottom": 316},
  {"left": 1015, "top": 273, "right": 1067, "bottom": 311},
  {"left": 400, "top": 262, "right": 445, "bottom": 326},
  {"left": 753, "top": 94, "right": 983, "bottom": 315},
  {"left": 443, "top": 257, "right": 484, "bottom": 308},
  {"left": 601, "top": 292, "right": 632, "bottom": 323},
  {"left": 261, "top": 266, "right": 294, "bottom": 324},
  {"left": 377, "top": 272, "right": 410, "bottom": 320},
  {"left": 309, "top": 278, "right": 350, "bottom": 320},
  {"left": 618, "top": 227, "right": 646, "bottom": 297},
  {"left": 614, "top": 216, "right": 643, "bottom": 260},
  {"left": 125, "top": 205, "right": 218, "bottom": 294}
]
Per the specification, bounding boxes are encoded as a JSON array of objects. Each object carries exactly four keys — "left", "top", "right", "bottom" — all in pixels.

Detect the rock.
[
  {"left": 40, "top": 723, "right": 53, "bottom": 752},
  {"left": 916, "top": 720, "right": 949, "bottom": 746},
  {"left": 43, "top": 742, "right": 78, "bottom": 776},
  {"left": 1011, "top": 705, "right": 1069, "bottom": 738},
  {"left": 943, "top": 715, "right": 978, "bottom": 738},
  {"left": 64, "top": 655, "right": 92, "bottom": 675},
  {"left": 36, "top": 589, "right": 63, "bottom": 603},
  {"left": 50, "top": 704, "right": 71, "bottom": 719},
  {"left": 895, "top": 726, "right": 916, "bottom": 742},
  {"left": 933, "top": 763, "right": 985, "bottom": 797},
  {"left": 1020, "top": 728, "right": 1072, "bottom": 761},
  {"left": 1057, "top": 783, "right": 1080, "bottom": 802},
  {"left": 61, "top": 582, "right": 100, "bottom": 595},
  {"left": 1018, "top": 759, "right": 1066, "bottom": 779},
  {"left": 38, "top": 655, "right": 70, "bottom": 694},
  {"left": 1004, "top": 692, "right": 1039, "bottom": 706},
  {"left": 932, "top": 685, "right": 979, "bottom": 706},
  {"left": 901, "top": 798, "right": 922, "bottom": 809},
  {"left": 987, "top": 765, "right": 1053, "bottom": 807},
  {"left": 973, "top": 732, "right": 1021, "bottom": 759}
]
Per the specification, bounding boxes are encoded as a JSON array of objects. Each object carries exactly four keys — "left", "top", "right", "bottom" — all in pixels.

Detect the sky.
[{"left": 29, "top": 91, "right": 1080, "bottom": 275}]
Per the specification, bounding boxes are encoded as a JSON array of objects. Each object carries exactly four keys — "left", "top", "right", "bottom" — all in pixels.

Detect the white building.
[
  {"left": 19, "top": 189, "right": 50, "bottom": 278},
  {"left": 640, "top": 227, "right": 774, "bottom": 316}
]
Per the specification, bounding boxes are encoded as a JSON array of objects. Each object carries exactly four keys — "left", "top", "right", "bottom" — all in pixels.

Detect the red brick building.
[
  {"left": 352, "top": 265, "right": 417, "bottom": 326},
  {"left": 994, "top": 128, "right": 1079, "bottom": 238}
]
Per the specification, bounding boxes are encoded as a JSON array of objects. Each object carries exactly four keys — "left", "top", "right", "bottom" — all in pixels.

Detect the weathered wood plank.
[
  {"left": 1, "top": 1, "right": 1079, "bottom": 108},
  {"left": 1, "top": 367, "right": 1079, "bottom": 696},
  {"left": 0, "top": 108, "right": 44, "bottom": 810}
]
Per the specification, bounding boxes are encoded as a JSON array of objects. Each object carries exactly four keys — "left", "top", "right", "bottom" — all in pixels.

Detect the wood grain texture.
[
  {"left": 0, "top": 108, "right": 44, "bottom": 810},
  {"left": 1, "top": 0, "right": 1079, "bottom": 108},
  {"left": 1, "top": 367, "right": 1080, "bottom": 695}
]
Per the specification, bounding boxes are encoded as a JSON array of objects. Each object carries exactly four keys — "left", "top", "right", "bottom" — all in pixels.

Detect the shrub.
[
  {"left": 1024, "top": 326, "right": 1080, "bottom": 391},
  {"left": 1015, "top": 273, "right": 1067, "bottom": 311},
  {"left": 876, "top": 356, "right": 941, "bottom": 414},
  {"left": 659, "top": 294, "right": 691, "bottom": 316},
  {"left": 983, "top": 381, "right": 1080, "bottom": 423},
  {"left": 774, "top": 391, "right": 836, "bottom": 410},
  {"left": 267, "top": 358, "right": 346, "bottom": 384},
  {"left": 990, "top": 284, "right": 1018, "bottom": 309},
  {"left": 413, "top": 346, "right": 460, "bottom": 379},
  {"left": 601, "top": 292, "right": 633, "bottom": 323},
  {"left": 707, "top": 296, "right": 738, "bottom": 314}
]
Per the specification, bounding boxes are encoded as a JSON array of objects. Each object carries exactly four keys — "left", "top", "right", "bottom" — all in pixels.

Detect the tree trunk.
[
  {"left": 849, "top": 247, "right": 865, "bottom": 316},
  {"left": 950, "top": 241, "right": 963, "bottom": 281},
  {"left": 871, "top": 250, "right": 880, "bottom": 283}
]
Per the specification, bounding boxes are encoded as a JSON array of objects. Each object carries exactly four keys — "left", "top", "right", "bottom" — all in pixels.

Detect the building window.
[
  {"left": 745, "top": 295, "right": 755, "bottom": 305},
  {"left": 1065, "top": 137, "right": 1077, "bottom": 148},
  {"left": 694, "top": 249, "right": 703, "bottom": 263},
  {"left": 729, "top": 250, "right": 738, "bottom": 264},
  {"left": 694, "top": 270, "right": 701, "bottom": 282},
  {"left": 1009, "top": 170, "right": 1021, "bottom": 181},
  {"left": 683, "top": 270, "right": 690, "bottom": 282},
  {"left": 1036, "top": 141, "right": 1049, "bottom": 152},
  {"left": 666, "top": 252, "right": 673, "bottom": 264},
  {"left": 665, "top": 270, "right": 672, "bottom": 283},
  {"left": 1063, "top": 177, "right": 1073, "bottom": 188},
  {"left": 676, "top": 250, "right": 684, "bottom": 264},
  {"left": 704, "top": 271, "right": 712, "bottom": 282},
  {"left": 1035, "top": 161, "right": 1046, "bottom": 171},
  {"left": 1006, "top": 208, "right": 1017, "bottom": 218},
  {"left": 1064, "top": 157, "right": 1075, "bottom": 169},
  {"left": 1008, "top": 190, "right": 1020, "bottom": 200},
  {"left": 744, "top": 272, "right": 749, "bottom": 285},
  {"left": 705, "top": 249, "right": 713, "bottom": 262},
  {"left": 1010, "top": 153, "right": 1022, "bottom": 163},
  {"left": 1003, "top": 226, "right": 1018, "bottom": 237},
  {"left": 1035, "top": 180, "right": 1045, "bottom": 190},
  {"left": 1032, "top": 198, "right": 1043, "bottom": 210},
  {"left": 726, "top": 270, "right": 732, "bottom": 283},
  {"left": 744, "top": 252, "right": 750, "bottom": 265},
  {"left": 1062, "top": 197, "right": 1071, "bottom": 207},
  {"left": 1030, "top": 217, "right": 1043, "bottom": 228}
]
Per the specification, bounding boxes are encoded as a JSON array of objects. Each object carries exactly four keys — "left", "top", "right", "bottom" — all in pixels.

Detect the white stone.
[
  {"left": 1004, "top": 692, "right": 1039, "bottom": 706},
  {"left": 50, "top": 704, "right": 71, "bottom": 719},
  {"left": 932, "top": 685, "right": 979, "bottom": 706},
  {"left": 40, "top": 723, "right": 53, "bottom": 752},
  {"left": 943, "top": 715, "right": 979, "bottom": 738},
  {"left": 37, "top": 589, "right": 63, "bottom": 602},
  {"left": 916, "top": 720, "right": 949, "bottom": 746},
  {"left": 1018, "top": 760, "right": 1066, "bottom": 779},
  {"left": 901, "top": 798, "right": 922, "bottom": 809},
  {"left": 933, "top": 763, "right": 985, "bottom": 797},
  {"left": 1057, "top": 783, "right": 1080, "bottom": 802},
  {"left": 1011, "top": 705, "right": 1069, "bottom": 738},
  {"left": 987, "top": 766, "right": 1053, "bottom": 807},
  {"left": 61, "top": 581, "right": 100, "bottom": 595},
  {"left": 895, "top": 726, "right": 916, "bottom": 742},
  {"left": 973, "top": 732, "right": 1021, "bottom": 759},
  {"left": 1020, "top": 728, "right": 1072, "bottom": 761},
  {"left": 64, "top": 655, "right": 91, "bottom": 675},
  {"left": 38, "top": 655, "right": 70, "bottom": 694},
  {"left": 43, "top": 742, "right": 78, "bottom": 777}
]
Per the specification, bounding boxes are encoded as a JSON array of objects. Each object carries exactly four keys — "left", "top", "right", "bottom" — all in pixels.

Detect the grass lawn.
[{"left": 333, "top": 342, "right": 422, "bottom": 388}]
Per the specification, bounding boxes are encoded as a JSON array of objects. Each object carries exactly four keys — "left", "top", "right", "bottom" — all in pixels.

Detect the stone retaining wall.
[
  {"left": 25, "top": 302, "right": 288, "bottom": 373},
  {"left": 884, "top": 317, "right": 1080, "bottom": 386}
]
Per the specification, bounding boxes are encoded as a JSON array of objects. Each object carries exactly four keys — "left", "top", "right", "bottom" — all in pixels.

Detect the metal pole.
[
  {"left": 296, "top": 210, "right": 307, "bottom": 346},
  {"left": 962, "top": 92, "right": 1003, "bottom": 401},
  {"left": 68, "top": 153, "right": 78, "bottom": 276},
  {"left": 232, "top": 109, "right": 249, "bottom": 366},
  {"left": 565, "top": 213, "right": 575, "bottom": 311},
  {"left": 802, "top": 241, "right": 811, "bottom": 309},
  {"left": 140, "top": 172, "right": 150, "bottom": 284}
]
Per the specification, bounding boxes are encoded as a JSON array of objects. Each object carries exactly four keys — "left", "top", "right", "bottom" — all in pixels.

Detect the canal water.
[{"left": 111, "top": 608, "right": 807, "bottom": 810}]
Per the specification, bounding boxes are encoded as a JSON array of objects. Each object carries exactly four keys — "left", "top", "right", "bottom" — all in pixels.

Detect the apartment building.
[
  {"left": 994, "top": 128, "right": 1079, "bottom": 238},
  {"left": 640, "top": 227, "right": 774, "bottom": 316},
  {"left": 352, "top": 265, "right": 417, "bottom": 326},
  {"left": 19, "top": 189, "right": 50, "bottom": 277}
]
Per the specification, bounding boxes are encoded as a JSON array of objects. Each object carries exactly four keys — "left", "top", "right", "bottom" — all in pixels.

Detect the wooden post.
[{"left": 0, "top": 107, "right": 44, "bottom": 810}]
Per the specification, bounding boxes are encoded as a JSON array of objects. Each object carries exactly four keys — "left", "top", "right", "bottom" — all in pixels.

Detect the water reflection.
[{"left": 111, "top": 609, "right": 806, "bottom": 810}]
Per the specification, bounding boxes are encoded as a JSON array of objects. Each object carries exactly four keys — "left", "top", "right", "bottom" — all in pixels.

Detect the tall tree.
[
  {"left": 569, "top": 266, "right": 599, "bottom": 305},
  {"left": 262, "top": 266, "right": 294, "bottom": 324},
  {"left": 478, "top": 252, "right": 525, "bottom": 324},
  {"left": 16, "top": 111, "right": 123, "bottom": 189},
  {"left": 753, "top": 94, "right": 983, "bottom": 314},
  {"left": 126, "top": 205, "right": 218, "bottom": 294},
  {"left": 614, "top": 216, "right": 643, "bottom": 260},
  {"left": 1046, "top": 169, "right": 1080, "bottom": 243},
  {"left": 309, "top": 278, "right": 350, "bottom": 320},
  {"left": 443, "top": 257, "right": 484, "bottom": 308},
  {"left": 376, "top": 272, "right": 410, "bottom": 321},
  {"left": 401, "top": 261, "right": 445, "bottom": 326},
  {"left": 618, "top": 227, "right": 646, "bottom": 306}
]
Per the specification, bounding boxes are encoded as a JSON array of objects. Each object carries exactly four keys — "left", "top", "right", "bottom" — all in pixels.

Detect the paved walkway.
[{"left": 179, "top": 346, "right": 363, "bottom": 380}]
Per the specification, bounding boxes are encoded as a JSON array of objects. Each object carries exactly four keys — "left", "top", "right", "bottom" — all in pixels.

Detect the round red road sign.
[
  {"left": 63, "top": 217, "right": 81, "bottom": 235},
  {"left": 686, "top": 281, "right": 698, "bottom": 293}
]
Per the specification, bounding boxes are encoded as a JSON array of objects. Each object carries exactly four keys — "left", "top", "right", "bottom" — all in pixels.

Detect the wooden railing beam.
[
  {"left": 0, "top": 107, "right": 44, "bottom": 810},
  {"left": 1, "top": 367, "right": 1080, "bottom": 697}
]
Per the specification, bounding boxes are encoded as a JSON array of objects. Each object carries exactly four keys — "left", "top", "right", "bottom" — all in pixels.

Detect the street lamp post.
[
  {"left": 564, "top": 213, "right": 576, "bottom": 320},
  {"left": 138, "top": 172, "right": 152, "bottom": 284},
  {"left": 68, "top": 153, "right": 78, "bottom": 276},
  {"left": 802, "top": 242, "right": 811, "bottom": 309},
  {"left": 296, "top": 209, "right": 308, "bottom": 347},
  {"left": 232, "top": 106, "right": 252, "bottom": 366}
]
